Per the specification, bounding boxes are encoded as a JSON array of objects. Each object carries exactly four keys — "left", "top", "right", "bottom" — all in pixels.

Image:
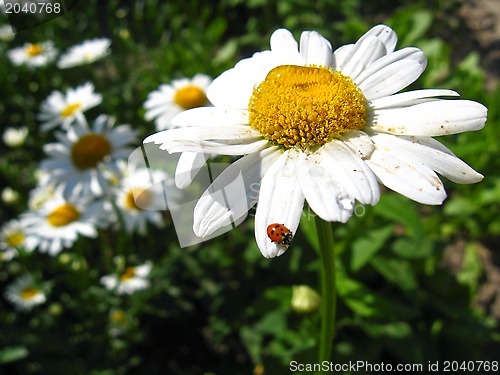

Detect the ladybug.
[{"left": 267, "top": 223, "right": 293, "bottom": 246}]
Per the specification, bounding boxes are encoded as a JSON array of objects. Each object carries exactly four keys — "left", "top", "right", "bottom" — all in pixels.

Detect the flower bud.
[{"left": 291, "top": 285, "right": 321, "bottom": 314}]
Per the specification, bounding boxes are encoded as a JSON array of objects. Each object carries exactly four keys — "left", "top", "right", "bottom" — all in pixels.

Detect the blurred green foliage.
[{"left": 1, "top": 0, "right": 499, "bottom": 374}]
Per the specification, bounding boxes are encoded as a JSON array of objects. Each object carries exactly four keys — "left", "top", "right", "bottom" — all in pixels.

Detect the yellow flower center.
[
  {"left": 71, "top": 133, "right": 112, "bottom": 170},
  {"left": 248, "top": 65, "right": 367, "bottom": 149},
  {"left": 174, "top": 85, "right": 208, "bottom": 110},
  {"left": 6, "top": 231, "right": 25, "bottom": 247},
  {"left": 26, "top": 43, "right": 43, "bottom": 57},
  {"left": 124, "top": 188, "right": 152, "bottom": 210},
  {"left": 120, "top": 267, "right": 136, "bottom": 282},
  {"left": 111, "top": 310, "right": 126, "bottom": 324},
  {"left": 61, "top": 102, "right": 82, "bottom": 118},
  {"left": 21, "top": 287, "right": 39, "bottom": 300},
  {"left": 47, "top": 204, "right": 80, "bottom": 227}
]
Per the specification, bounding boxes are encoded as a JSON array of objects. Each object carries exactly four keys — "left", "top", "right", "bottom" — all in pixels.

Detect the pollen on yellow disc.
[
  {"left": 71, "top": 133, "right": 112, "bottom": 170},
  {"left": 174, "top": 85, "right": 208, "bottom": 110},
  {"left": 6, "top": 232, "right": 25, "bottom": 247},
  {"left": 47, "top": 204, "right": 80, "bottom": 227},
  {"left": 21, "top": 287, "right": 39, "bottom": 300},
  {"left": 248, "top": 65, "right": 367, "bottom": 149},
  {"left": 61, "top": 102, "right": 82, "bottom": 118},
  {"left": 26, "top": 43, "right": 43, "bottom": 57},
  {"left": 120, "top": 267, "right": 136, "bottom": 282},
  {"left": 124, "top": 188, "right": 152, "bottom": 210}
]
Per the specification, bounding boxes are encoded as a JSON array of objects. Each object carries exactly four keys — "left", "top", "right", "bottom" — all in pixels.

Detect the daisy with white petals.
[
  {"left": 144, "top": 74, "right": 212, "bottom": 131},
  {"left": 101, "top": 262, "right": 152, "bottom": 295},
  {"left": 4, "top": 275, "right": 47, "bottom": 311},
  {"left": 38, "top": 82, "right": 103, "bottom": 131},
  {"left": 113, "top": 167, "right": 167, "bottom": 234},
  {"left": 145, "top": 25, "right": 487, "bottom": 258},
  {"left": 57, "top": 38, "right": 111, "bottom": 69},
  {"left": 41, "top": 115, "right": 137, "bottom": 199},
  {"left": 20, "top": 192, "right": 108, "bottom": 255},
  {"left": 0, "top": 219, "right": 36, "bottom": 261},
  {"left": 8, "top": 41, "right": 57, "bottom": 68}
]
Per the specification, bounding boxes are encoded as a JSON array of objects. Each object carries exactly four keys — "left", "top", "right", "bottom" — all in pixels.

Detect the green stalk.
[{"left": 315, "top": 216, "right": 336, "bottom": 369}]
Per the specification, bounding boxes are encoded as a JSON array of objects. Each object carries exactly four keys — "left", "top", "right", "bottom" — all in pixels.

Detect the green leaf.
[
  {"left": 391, "top": 237, "right": 433, "bottom": 259},
  {"left": 373, "top": 194, "right": 422, "bottom": 237},
  {"left": 0, "top": 346, "right": 29, "bottom": 364},
  {"left": 457, "top": 242, "right": 483, "bottom": 294},
  {"left": 351, "top": 225, "right": 394, "bottom": 271},
  {"left": 240, "top": 326, "right": 263, "bottom": 364},
  {"left": 371, "top": 257, "right": 418, "bottom": 291}
]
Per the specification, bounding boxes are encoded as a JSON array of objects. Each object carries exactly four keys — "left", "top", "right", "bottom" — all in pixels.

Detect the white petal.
[
  {"left": 370, "top": 89, "right": 460, "bottom": 109},
  {"left": 193, "top": 147, "right": 281, "bottom": 237},
  {"left": 270, "top": 28, "right": 302, "bottom": 65},
  {"left": 360, "top": 24, "right": 398, "bottom": 54},
  {"left": 299, "top": 31, "right": 333, "bottom": 67},
  {"left": 370, "top": 134, "right": 483, "bottom": 184},
  {"left": 144, "top": 124, "right": 266, "bottom": 155},
  {"left": 338, "top": 36, "right": 386, "bottom": 79},
  {"left": 170, "top": 107, "right": 248, "bottom": 127},
  {"left": 333, "top": 44, "right": 354, "bottom": 70},
  {"left": 321, "top": 140, "right": 380, "bottom": 205},
  {"left": 297, "top": 154, "right": 354, "bottom": 222},
  {"left": 207, "top": 51, "right": 274, "bottom": 109},
  {"left": 365, "top": 148, "right": 447, "bottom": 205},
  {"left": 370, "top": 100, "right": 487, "bottom": 136},
  {"left": 175, "top": 152, "right": 208, "bottom": 189},
  {"left": 254, "top": 149, "right": 305, "bottom": 258},
  {"left": 356, "top": 47, "right": 427, "bottom": 100},
  {"left": 341, "top": 130, "right": 375, "bottom": 160}
]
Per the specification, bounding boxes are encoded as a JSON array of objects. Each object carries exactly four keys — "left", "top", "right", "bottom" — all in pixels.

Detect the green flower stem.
[{"left": 315, "top": 216, "right": 337, "bottom": 369}]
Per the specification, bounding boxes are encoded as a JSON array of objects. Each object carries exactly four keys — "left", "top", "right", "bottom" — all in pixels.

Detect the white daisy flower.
[
  {"left": 0, "top": 24, "right": 15, "bottom": 42},
  {"left": 38, "top": 82, "right": 103, "bottom": 131},
  {"left": 145, "top": 25, "right": 487, "bottom": 258},
  {"left": 4, "top": 275, "right": 47, "bottom": 311},
  {"left": 57, "top": 38, "right": 111, "bottom": 69},
  {"left": 40, "top": 114, "right": 137, "bottom": 199},
  {"left": 144, "top": 74, "right": 213, "bottom": 131},
  {"left": 2, "top": 126, "right": 28, "bottom": 147},
  {"left": 8, "top": 41, "right": 57, "bottom": 68},
  {"left": 100, "top": 262, "right": 152, "bottom": 295},
  {"left": 0, "top": 219, "right": 36, "bottom": 259},
  {"left": 113, "top": 167, "right": 168, "bottom": 235},
  {"left": 20, "top": 193, "right": 109, "bottom": 256}
]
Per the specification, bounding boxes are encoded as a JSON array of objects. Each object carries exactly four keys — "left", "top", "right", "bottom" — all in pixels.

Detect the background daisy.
[
  {"left": 144, "top": 74, "right": 212, "bottom": 131},
  {"left": 40, "top": 114, "right": 137, "bottom": 199},
  {"left": 38, "top": 82, "right": 102, "bottom": 131},
  {"left": 8, "top": 41, "right": 57, "bottom": 68},
  {"left": 57, "top": 38, "right": 111, "bottom": 69},
  {"left": 21, "top": 192, "right": 109, "bottom": 255},
  {"left": 4, "top": 275, "right": 47, "bottom": 311},
  {"left": 101, "top": 262, "right": 152, "bottom": 295}
]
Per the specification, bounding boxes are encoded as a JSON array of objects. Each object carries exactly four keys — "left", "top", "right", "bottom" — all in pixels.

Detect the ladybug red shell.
[{"left": 267, "top": 223, "right": 293, "bottom": 246}]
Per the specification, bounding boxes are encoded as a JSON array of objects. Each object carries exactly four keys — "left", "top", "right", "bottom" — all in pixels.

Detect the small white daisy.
[
  {"left": 8, "top": 41, "right": 57, "bottom": 68},
  {"left": 57, "top": 38, "right": 111, "bottom": 69},
  {"left": 20, "top": 193, "right": 109, "bottom": 255},
  {"left": 101, "top": 262, "right": 152, "bottom": 295},
  {"left": 0, "top": 219, "right": 36, "bottom": 259},
  {"left": 113, "top": 167, "right": 168, "bottom": 235},
  {"left": 0, "top": 24, "right": 15, "bottom": 42},
  {"left": 40, "top": 114, "right": 137, "bottom": 199},
  {"left": 38, "top": 82, "right": 103, "bottom": 131},
  {"left": 4, "top": 275, "right": 47, "bottom": 311},
  {"left": 1, "top": 187, "right": 20, "bottom": 205},
  {"left": 144, "top": 74, "right": 213, "bottom": 131},
  {"left": 2, "top": 126, "right": 28, "bottom": 147},
  {"left": 145, "top": 25, "right": 487, "bottom": 258}
]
